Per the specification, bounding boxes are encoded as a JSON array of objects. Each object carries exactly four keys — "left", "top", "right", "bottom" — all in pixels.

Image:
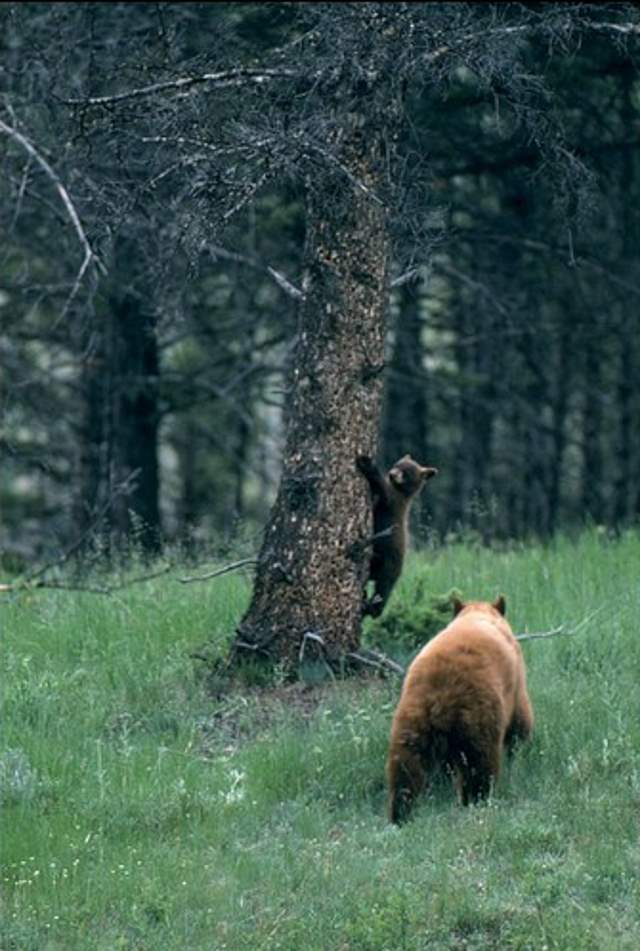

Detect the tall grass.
[{"left": 1, "top": 530, "right": 639, "bottom": 949}]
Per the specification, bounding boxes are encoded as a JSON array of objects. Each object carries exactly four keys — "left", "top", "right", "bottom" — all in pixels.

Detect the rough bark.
[{"left": 233, "top": 151, "right": 390, "bottom": 672}]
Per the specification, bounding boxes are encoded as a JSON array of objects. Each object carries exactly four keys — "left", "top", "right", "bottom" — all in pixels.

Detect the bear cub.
[
  {"left": 357, "top": 454, "right": 438, "bottom": 617},
  {"left": 387, "top": 596, "right": 534, "bottom": 823}
]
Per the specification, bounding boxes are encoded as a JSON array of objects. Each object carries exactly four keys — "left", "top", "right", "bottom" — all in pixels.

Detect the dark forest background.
[{"left": 2, "top": 2, "right": 639, "bottom": 567}]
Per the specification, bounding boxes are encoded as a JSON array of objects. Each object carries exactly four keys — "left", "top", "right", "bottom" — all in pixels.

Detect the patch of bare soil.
[{"left": 197, "top": 675, "right": 391, "bottom": 758}]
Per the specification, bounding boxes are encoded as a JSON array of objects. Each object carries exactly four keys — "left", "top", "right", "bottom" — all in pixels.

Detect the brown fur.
[
  {"left": 387, "top": 596, "right": 533, "bottom": 823},
  {"left": 357, "top": 454, "right": 437, "bottom": 617}
]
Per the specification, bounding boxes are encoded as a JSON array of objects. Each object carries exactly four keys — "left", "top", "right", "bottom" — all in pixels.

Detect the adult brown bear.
[{"left": 387, "top": 596, "right": 533, "bottom": 823}]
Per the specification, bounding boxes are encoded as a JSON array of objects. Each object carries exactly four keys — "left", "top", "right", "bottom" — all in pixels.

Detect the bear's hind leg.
[
  {"left": 505, "top": 698, "right": 534, "bottom": 758},
  {"left": 452, "top": 740, "right": 501, "bottom": 806},
  {"left": 387, "top": 747, "right": 428, "bottom": 824}
]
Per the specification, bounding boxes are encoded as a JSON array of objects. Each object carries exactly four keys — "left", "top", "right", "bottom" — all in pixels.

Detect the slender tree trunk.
[
  {"left": 383, "top": 276, "right": 429, "bottom": 463},
  {"left": 110, "top": 291, "right": 162, "bottom": 554},
  {"left": 615, "top": 65, "right": 640, "bottom": 526},
  {"left": 581, "top": 318, "right": 604, "bottom": 524},
  {"left": 75, "top": 328, "right": 108, "bottom": 540},
  {"left": 548, "top": 320, "right": 571, "bottom": 534},
  {"left": 382, "top": 275, "right": 433, "bottom": 536},
  {"left": 521, "top": 327, "right": 551, "bottom": 538},
  {"left": 449, "top": 291, "right": 494, "bottom": 539},
  {"left": 177, "top": 416, "right": 199, "bottom": 548},
  {"left": 234, "top": 152, "right": 390, "bottom": 672}
]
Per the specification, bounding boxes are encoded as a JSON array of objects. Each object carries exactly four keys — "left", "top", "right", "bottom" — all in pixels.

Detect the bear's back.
[{"left": 397, "top": 607, "right": 522, "bottom": 732}]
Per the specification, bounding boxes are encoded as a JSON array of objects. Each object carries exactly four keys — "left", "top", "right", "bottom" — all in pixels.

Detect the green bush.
[{"left": 365, "top": 579, "right": 462, "bottom": 651}]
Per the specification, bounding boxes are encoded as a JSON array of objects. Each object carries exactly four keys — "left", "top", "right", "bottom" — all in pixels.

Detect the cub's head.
[
  {"left": 388, "top": 455, "right": 438, "bottom": 498},
  {"left": 451, "top": 595, "right": 506, "bottom": 618}
]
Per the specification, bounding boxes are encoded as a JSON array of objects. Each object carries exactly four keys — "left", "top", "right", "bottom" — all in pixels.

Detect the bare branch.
[
  {"left": 391, "top": 267, "right": 422, "bottom": 289},
  {"left": 301, "top": 137, "right": 385, "bottom": 206},
  {"left": 208, "top": 245, "right": 305, "bottom": 301},
  {"left": 346, "top": 647, "right": 406, "bottom": 677},
  {"left": 0, "top": 118, "right": 106, "bottom": 314},
  {"left": 178, "top": 558, "right": 258, "bottom": 585},
  {"left": 0, "top": 565, "right": 172, "bottom": 598},
  {"left": 58, "top": 17, "right": 639, "bottom": 112},
  {"left": 425, "top": 18, "right": 640, "bottom": 67},
  {"left": 515, "top": 625, "right": 568, "bottom": 642},
  {"left": 516, "top": 605, "right": 607, "bottom": 642},
  {"left": 298, "top": 629, "right": 327, "bottom": 663},
  {"left": 63, "top": 67, "right": 298, "bottom": 107},
  {"left": 222, "top": 165, "right": 274, "bottom": 222},
  {"left": 140, "top": 134, "right": 276, "bottom": 157}
]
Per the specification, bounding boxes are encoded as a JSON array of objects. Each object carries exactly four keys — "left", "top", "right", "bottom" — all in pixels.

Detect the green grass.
[{"left": 1, "top": 529, "right": 639, "bottom": 949}]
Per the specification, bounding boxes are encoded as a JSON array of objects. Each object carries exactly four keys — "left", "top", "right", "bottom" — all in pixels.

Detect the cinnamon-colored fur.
[
  {"left": 387, "top": 597, "right": 533, "bottom": 823},
  {"left": 357, "top": 454, "right": 437, "bottom": 617}
]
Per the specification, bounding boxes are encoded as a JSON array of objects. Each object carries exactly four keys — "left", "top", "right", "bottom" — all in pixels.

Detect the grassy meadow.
[{"left": 1, "top": 529, "right": 639, "bottom": 950}]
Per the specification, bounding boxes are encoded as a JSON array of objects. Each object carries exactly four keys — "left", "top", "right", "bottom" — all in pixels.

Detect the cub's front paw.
[{"left": 356, "top": 454, "right": 375, "bottom": 475}]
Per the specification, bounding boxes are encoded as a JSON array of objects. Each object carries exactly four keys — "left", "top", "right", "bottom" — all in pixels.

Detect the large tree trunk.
[{"left": 234, "top": 154, "right": 390, "bottom": 673}]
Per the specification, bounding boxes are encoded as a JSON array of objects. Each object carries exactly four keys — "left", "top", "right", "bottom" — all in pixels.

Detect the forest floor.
[{"left": 1, "top": 529, "right": 639, "bottom": 950}]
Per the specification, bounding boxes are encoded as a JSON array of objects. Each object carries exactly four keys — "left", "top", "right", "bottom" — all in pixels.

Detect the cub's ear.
[
  {"left": 451, "top": 596, "right": 465, "bottom": 617},
  {"left": 493, "top": 594, "right": 506, "bottom": 616},
  {"left": 419, "top": 465, "right": 438, "bottom": 480}
]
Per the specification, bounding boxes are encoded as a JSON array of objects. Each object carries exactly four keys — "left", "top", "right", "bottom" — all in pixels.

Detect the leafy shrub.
[{"left": 365, "top": 579, "right": 462, "bottom": 651}]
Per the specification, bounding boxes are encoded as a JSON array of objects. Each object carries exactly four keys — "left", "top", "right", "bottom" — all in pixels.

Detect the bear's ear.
[
  {"left": 452, "top": 596, "right": 465, "bottom": 616},
  {"left": 493, "top": 594, "right": 506, "bottom": 616},
  {"left": 419, "top": 465, "right": 438, "bottom": 481}
]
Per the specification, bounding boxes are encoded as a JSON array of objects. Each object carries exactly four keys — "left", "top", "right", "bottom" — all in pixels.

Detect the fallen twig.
[
  {"left": 347, "top": 647, "right": 406, "bottom": 677},
  {"left": 515, "top": 625, "right": 568, "bottom": 642},
  {"left": 516, "top": 605, "right": 607, "bottom": 642}
]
